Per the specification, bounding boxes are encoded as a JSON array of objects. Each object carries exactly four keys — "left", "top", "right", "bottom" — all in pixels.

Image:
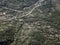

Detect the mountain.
[{"left": 0, "top": 0, "right": 60, "bottom": 45}]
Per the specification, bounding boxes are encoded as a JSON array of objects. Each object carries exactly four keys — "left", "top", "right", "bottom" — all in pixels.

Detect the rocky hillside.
[{"left": 0, "top": 0, "right": 60, "bottom": 45}]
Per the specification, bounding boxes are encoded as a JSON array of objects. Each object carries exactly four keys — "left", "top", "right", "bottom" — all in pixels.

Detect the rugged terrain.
[{"left": 0, "top": 0, "right": 60, "bottom": 45}]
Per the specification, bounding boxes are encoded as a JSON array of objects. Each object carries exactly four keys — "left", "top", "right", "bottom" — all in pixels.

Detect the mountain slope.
[{"left": 0, "top": 0, "right": 60, "bottom": 45}]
